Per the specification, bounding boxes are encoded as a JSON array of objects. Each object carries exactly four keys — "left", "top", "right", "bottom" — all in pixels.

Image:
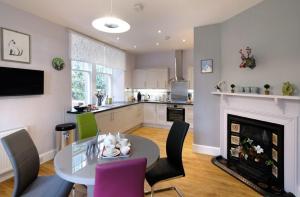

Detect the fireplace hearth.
[{"left": 212, "top": 114, "right": 295, "bottom": 196}]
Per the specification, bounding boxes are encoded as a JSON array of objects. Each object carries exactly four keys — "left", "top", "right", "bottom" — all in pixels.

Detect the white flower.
[
  {"left": 244, "top": 154, "right": 248, "bottom": 160},
  {"left": 254, "top": 145, "right": 264, "bottom": 154}
]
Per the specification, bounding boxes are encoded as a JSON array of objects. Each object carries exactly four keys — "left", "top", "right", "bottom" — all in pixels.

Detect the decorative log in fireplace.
[{"left": 212, "top": 114, "right": 295, "bottom": 196}]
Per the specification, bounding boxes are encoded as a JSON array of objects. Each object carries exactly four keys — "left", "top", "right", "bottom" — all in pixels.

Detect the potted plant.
[
  {"left": 230, "top": 84, "right": 236, "bottom": 93},
  {"left": 264, "top": 84, "right": 270, "bottom": 95}
]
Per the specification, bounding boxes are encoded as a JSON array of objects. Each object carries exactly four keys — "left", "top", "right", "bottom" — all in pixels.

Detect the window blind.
[{"left": 69, "top": 31, "right": 125, "bottom": 70}]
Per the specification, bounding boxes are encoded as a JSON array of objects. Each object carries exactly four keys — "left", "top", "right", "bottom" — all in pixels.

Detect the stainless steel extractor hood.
[
  {"left": 170, "top": 50, "right": 186, "bottom": 82},
  {"left": 170, "top": 50, "right": 188, "bottom": 101}
]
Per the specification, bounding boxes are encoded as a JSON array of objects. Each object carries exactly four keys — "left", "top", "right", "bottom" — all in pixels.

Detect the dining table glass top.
[{"left": 54, "top": 134, "right": 160, "bottom": 186}]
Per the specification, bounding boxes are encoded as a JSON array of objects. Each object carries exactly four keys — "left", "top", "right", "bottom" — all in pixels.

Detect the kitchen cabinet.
[
  {"left": 133, "top": 68, "right": 168, "bottom": 89},
  {"left": 95, "top": 105, "right": 143, "bottom": 133},
  {"left": 184, "top": 105, "right": 193, "bottom": 128},
  {"left": 133, "top": 69, "right": 146, "bottom": 89},
  {"left": 156, "top": 104, "right": 167, "bottom": 126},
  {"left": 187, "top": 67, "right": 194, "bottom": 89},
  {"left": 143, "top": 103, "right": 157, "bottom": 124}
]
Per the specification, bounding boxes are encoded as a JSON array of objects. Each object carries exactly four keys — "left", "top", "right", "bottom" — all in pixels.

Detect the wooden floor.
[{"left": 0, "top": 127, "right": 261, "bottom": 197}]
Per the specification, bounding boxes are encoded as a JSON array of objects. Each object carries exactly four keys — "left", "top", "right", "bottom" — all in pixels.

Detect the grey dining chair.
[{"left": 1, "top": 129, "right": 73, "bottom": 197}]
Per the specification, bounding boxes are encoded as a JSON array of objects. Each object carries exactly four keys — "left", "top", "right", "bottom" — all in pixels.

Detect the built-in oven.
[{"left": 167, "top": 105, "right": 185, "bottom": 122}]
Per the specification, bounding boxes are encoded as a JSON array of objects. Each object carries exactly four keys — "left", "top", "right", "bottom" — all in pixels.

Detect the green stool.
[{"left": 76, "top": 112, "right": 98, "bottom": 140}]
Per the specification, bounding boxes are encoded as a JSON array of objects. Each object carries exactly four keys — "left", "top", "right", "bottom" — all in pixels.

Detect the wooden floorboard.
[{"left": 0, "top": 127, "right": 261, "bottom": 197}]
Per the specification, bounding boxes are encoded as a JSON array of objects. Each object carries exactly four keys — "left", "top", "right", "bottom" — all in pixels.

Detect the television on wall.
[{"left": 0, "top": 67, "right": 44, "bottom": 96}]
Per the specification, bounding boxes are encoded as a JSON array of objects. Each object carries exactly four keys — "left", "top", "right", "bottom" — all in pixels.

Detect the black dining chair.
[
  {"left": 145, "top": 121, "right": 190, "bottom": 197},
  {"left": 1, "top": 129, "right": 74, "bottom": 197}
]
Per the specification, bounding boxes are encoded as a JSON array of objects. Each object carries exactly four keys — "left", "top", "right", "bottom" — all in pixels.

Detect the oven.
[{"left": 167, "top": 105, "right": 185, "bottom": 122}]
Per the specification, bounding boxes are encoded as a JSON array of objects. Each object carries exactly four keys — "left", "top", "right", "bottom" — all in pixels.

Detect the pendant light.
[{"left": 92, "top": 0, "right": 130, "bottom": 33}]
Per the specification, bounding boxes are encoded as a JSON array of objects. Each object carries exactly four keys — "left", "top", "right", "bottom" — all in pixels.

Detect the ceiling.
[{"left": 0, "top": 0, "right": 263, "bottom": 54}]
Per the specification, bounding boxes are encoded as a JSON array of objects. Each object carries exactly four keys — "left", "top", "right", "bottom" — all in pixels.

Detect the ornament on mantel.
[{"left": 239, "top": 46, "right": 256, "bottom": 69}]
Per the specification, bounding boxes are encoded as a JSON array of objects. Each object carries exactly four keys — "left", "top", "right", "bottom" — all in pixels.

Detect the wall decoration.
[
  {"left": 282, "top": 81, "right": 295, "bottom": 96},
  {"left": 239, "top": 46, "right": 256, "bottom": 69},
  {"left": 52, "top": 57, "right": 65, "bottom": 71},
  {"left": 215, "top": 81, "right": 226, "bottom": 92},
  {"left": 1, "top": 28, "right": 31, "bottom": 63},
  {"left": 201, "top": 59, "right": 213, "bottom": 73}
]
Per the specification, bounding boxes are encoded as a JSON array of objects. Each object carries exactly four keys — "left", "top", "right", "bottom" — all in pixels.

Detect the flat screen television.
[{"left": 0, "top": 67, "right": 44, "bottom": 96}]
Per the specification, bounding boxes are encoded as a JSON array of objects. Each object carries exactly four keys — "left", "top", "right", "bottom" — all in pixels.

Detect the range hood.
[
  {"left": 171, "top": 50, "right": 186, "bottom": 81},
  {"left": 170, "top": 50, "right": 188, "bottom": 101}
]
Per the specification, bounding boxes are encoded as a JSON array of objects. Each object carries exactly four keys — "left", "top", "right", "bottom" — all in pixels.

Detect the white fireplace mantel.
[{"left": 213, "top": 92, "right": 300, "bottom": 196}]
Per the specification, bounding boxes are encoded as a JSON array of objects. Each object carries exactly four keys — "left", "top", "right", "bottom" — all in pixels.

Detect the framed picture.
[
  {"left": 1, "top": 28, "right": 31, "bottom": 64},
  {"left": 201, "top": 59, "right": 213, "bottom": 73}
]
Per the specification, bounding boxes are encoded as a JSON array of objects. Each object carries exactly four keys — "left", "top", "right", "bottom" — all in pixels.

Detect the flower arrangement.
[
  {"left": 239, "top": 46, "right": 256, "bottom": 69},
  {"left": 230, "top": 84, "right": 236, "bottom": 93},
  {"left": 95, "top": 90, "right": 105, "bottom": 106},
  {"left": 230, "top": 137, "right": 273, "bottom": 166},
  {"left": 264, "top": 84, "right": 270, "bottom": 95}
]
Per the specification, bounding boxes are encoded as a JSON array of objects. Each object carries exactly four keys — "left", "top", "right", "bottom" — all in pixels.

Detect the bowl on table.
[{"left": 74, "top": 106, "right": 87, "bottom": 112}]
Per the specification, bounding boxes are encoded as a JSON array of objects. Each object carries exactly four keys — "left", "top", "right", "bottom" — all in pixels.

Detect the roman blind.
[{"left": 69, "top": 31, "right": 125, "bottom": 70}]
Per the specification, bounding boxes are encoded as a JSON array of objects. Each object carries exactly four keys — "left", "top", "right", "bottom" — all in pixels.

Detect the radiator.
[{"left": 0, "top": 127, "right": 27, "bottom": 175}]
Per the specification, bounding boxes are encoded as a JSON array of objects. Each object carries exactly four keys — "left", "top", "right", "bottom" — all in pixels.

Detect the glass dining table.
[{"left": 54, "top": 134, "right": 160, "bottom": 197}]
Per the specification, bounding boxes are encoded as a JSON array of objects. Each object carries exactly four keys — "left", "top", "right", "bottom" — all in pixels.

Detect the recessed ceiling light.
[
  {"left": 157, "top": 30, "right": 162, "bottom": 34},
  {"left": 92, "top": 17, "right": 130, "bottom": 33},
  {"left": 156, "top": 42, "right": 160, "bottom": 46},
  {"left": 116, "top": 37, "right": 120, "bottom": 40},
  {"left": 182, "top": 39, "right": 186, "bottom": 43},
  {"left": 133, "top": 45, "right": 137, "bottom": 48}
]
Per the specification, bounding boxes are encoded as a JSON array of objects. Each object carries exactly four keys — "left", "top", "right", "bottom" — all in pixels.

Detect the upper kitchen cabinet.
[
  {"left": 187, "top": 67, "right": 194, "bottom": 89},
  {"left": 133, "top": 68, "right": 168, "bottom": 89},
  {"left": 133, "top": 69, "right": 146, "bottom": 89}
]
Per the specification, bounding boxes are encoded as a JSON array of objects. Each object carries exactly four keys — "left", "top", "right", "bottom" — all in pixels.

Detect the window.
[
  {"left": 71, "top": 61, "right": 92, "bottom": 106},
  {"left": 96, "top": 65, "right": 112, "bottom": 97}
]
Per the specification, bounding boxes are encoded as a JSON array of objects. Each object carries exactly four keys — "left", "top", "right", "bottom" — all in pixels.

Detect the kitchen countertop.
[{"left": 67, "top": 101, "right": 193, "bottom": 114}]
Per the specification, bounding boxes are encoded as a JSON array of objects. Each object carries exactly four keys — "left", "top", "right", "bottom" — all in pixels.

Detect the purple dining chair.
[{"left": 94, "top": 158, "right": 147, "bottom": 197}]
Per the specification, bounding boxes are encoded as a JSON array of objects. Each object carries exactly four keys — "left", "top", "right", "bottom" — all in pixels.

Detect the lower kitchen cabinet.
[
  {"left": 95, "top": 104, "right": 144, "bottom": 133},
  {"left": 184, "top": 105, "right": 194, "bottom": 128},
  {"left": 143, "top": 103, "right": 157, "bottom": 125},
  {"left": 95, "top": 103, "right": 193, "bottom": 132}
]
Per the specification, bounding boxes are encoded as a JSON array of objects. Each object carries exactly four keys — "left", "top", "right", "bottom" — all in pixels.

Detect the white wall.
[{"left": 0, "top": 2, "right": 70, "bottom": 155}]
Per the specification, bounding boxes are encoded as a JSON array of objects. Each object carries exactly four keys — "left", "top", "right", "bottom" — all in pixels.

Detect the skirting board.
[
  {"left": 0, "top": 149, "right": 56, "bottom": 182},
  {"left": 192, "top": 144, "right": 220, "bottom": 156}
]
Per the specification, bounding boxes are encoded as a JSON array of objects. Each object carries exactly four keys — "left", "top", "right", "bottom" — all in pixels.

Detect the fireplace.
[
  {"left": 228, "top": 114, "right": 284, "bottom": 193},
  {"left": 212, "top": 114, "right": 291, "bottom": 195}
]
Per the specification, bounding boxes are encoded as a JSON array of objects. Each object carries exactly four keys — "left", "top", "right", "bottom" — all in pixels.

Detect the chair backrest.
[
  {"left": 94, "top": 158, "right": 147, "bottom": 197},
  {"left": 76, "top": 112, "right": 98, "bottom": 140},
  {"left": 166, "top": 121, "right": 190, "bottom": 173},
  {"left": 1, "top": 129, "right": 40, "bottom": 197}
]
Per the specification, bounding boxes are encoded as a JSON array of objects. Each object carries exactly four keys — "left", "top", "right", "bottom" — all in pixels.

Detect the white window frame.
[{"left": 71, "top": 61, "right": 92, "bottom": 105}]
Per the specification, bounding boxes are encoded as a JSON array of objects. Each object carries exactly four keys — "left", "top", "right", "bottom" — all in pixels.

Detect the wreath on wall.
[{"left": 52, "top": 57, "right": 65, "bottom": 71}]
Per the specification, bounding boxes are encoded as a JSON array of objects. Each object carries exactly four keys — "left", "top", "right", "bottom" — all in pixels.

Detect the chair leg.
[{"left": 145, "top": 186, "right": 183, "bottom": 197}]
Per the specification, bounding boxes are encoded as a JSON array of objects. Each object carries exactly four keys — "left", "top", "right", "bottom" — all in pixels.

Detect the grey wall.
[
  {"left": 193, "top": 24, "right": 221, "bottom": 147},
  {"left": 193, "top": 0, "right": 300, "bottom": 147},
  {"left": 221, "top": 0, "right": 300, "bottom": 95},
  {"left": 0, "top": 2, "right": 70, "bottom": 155}
]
